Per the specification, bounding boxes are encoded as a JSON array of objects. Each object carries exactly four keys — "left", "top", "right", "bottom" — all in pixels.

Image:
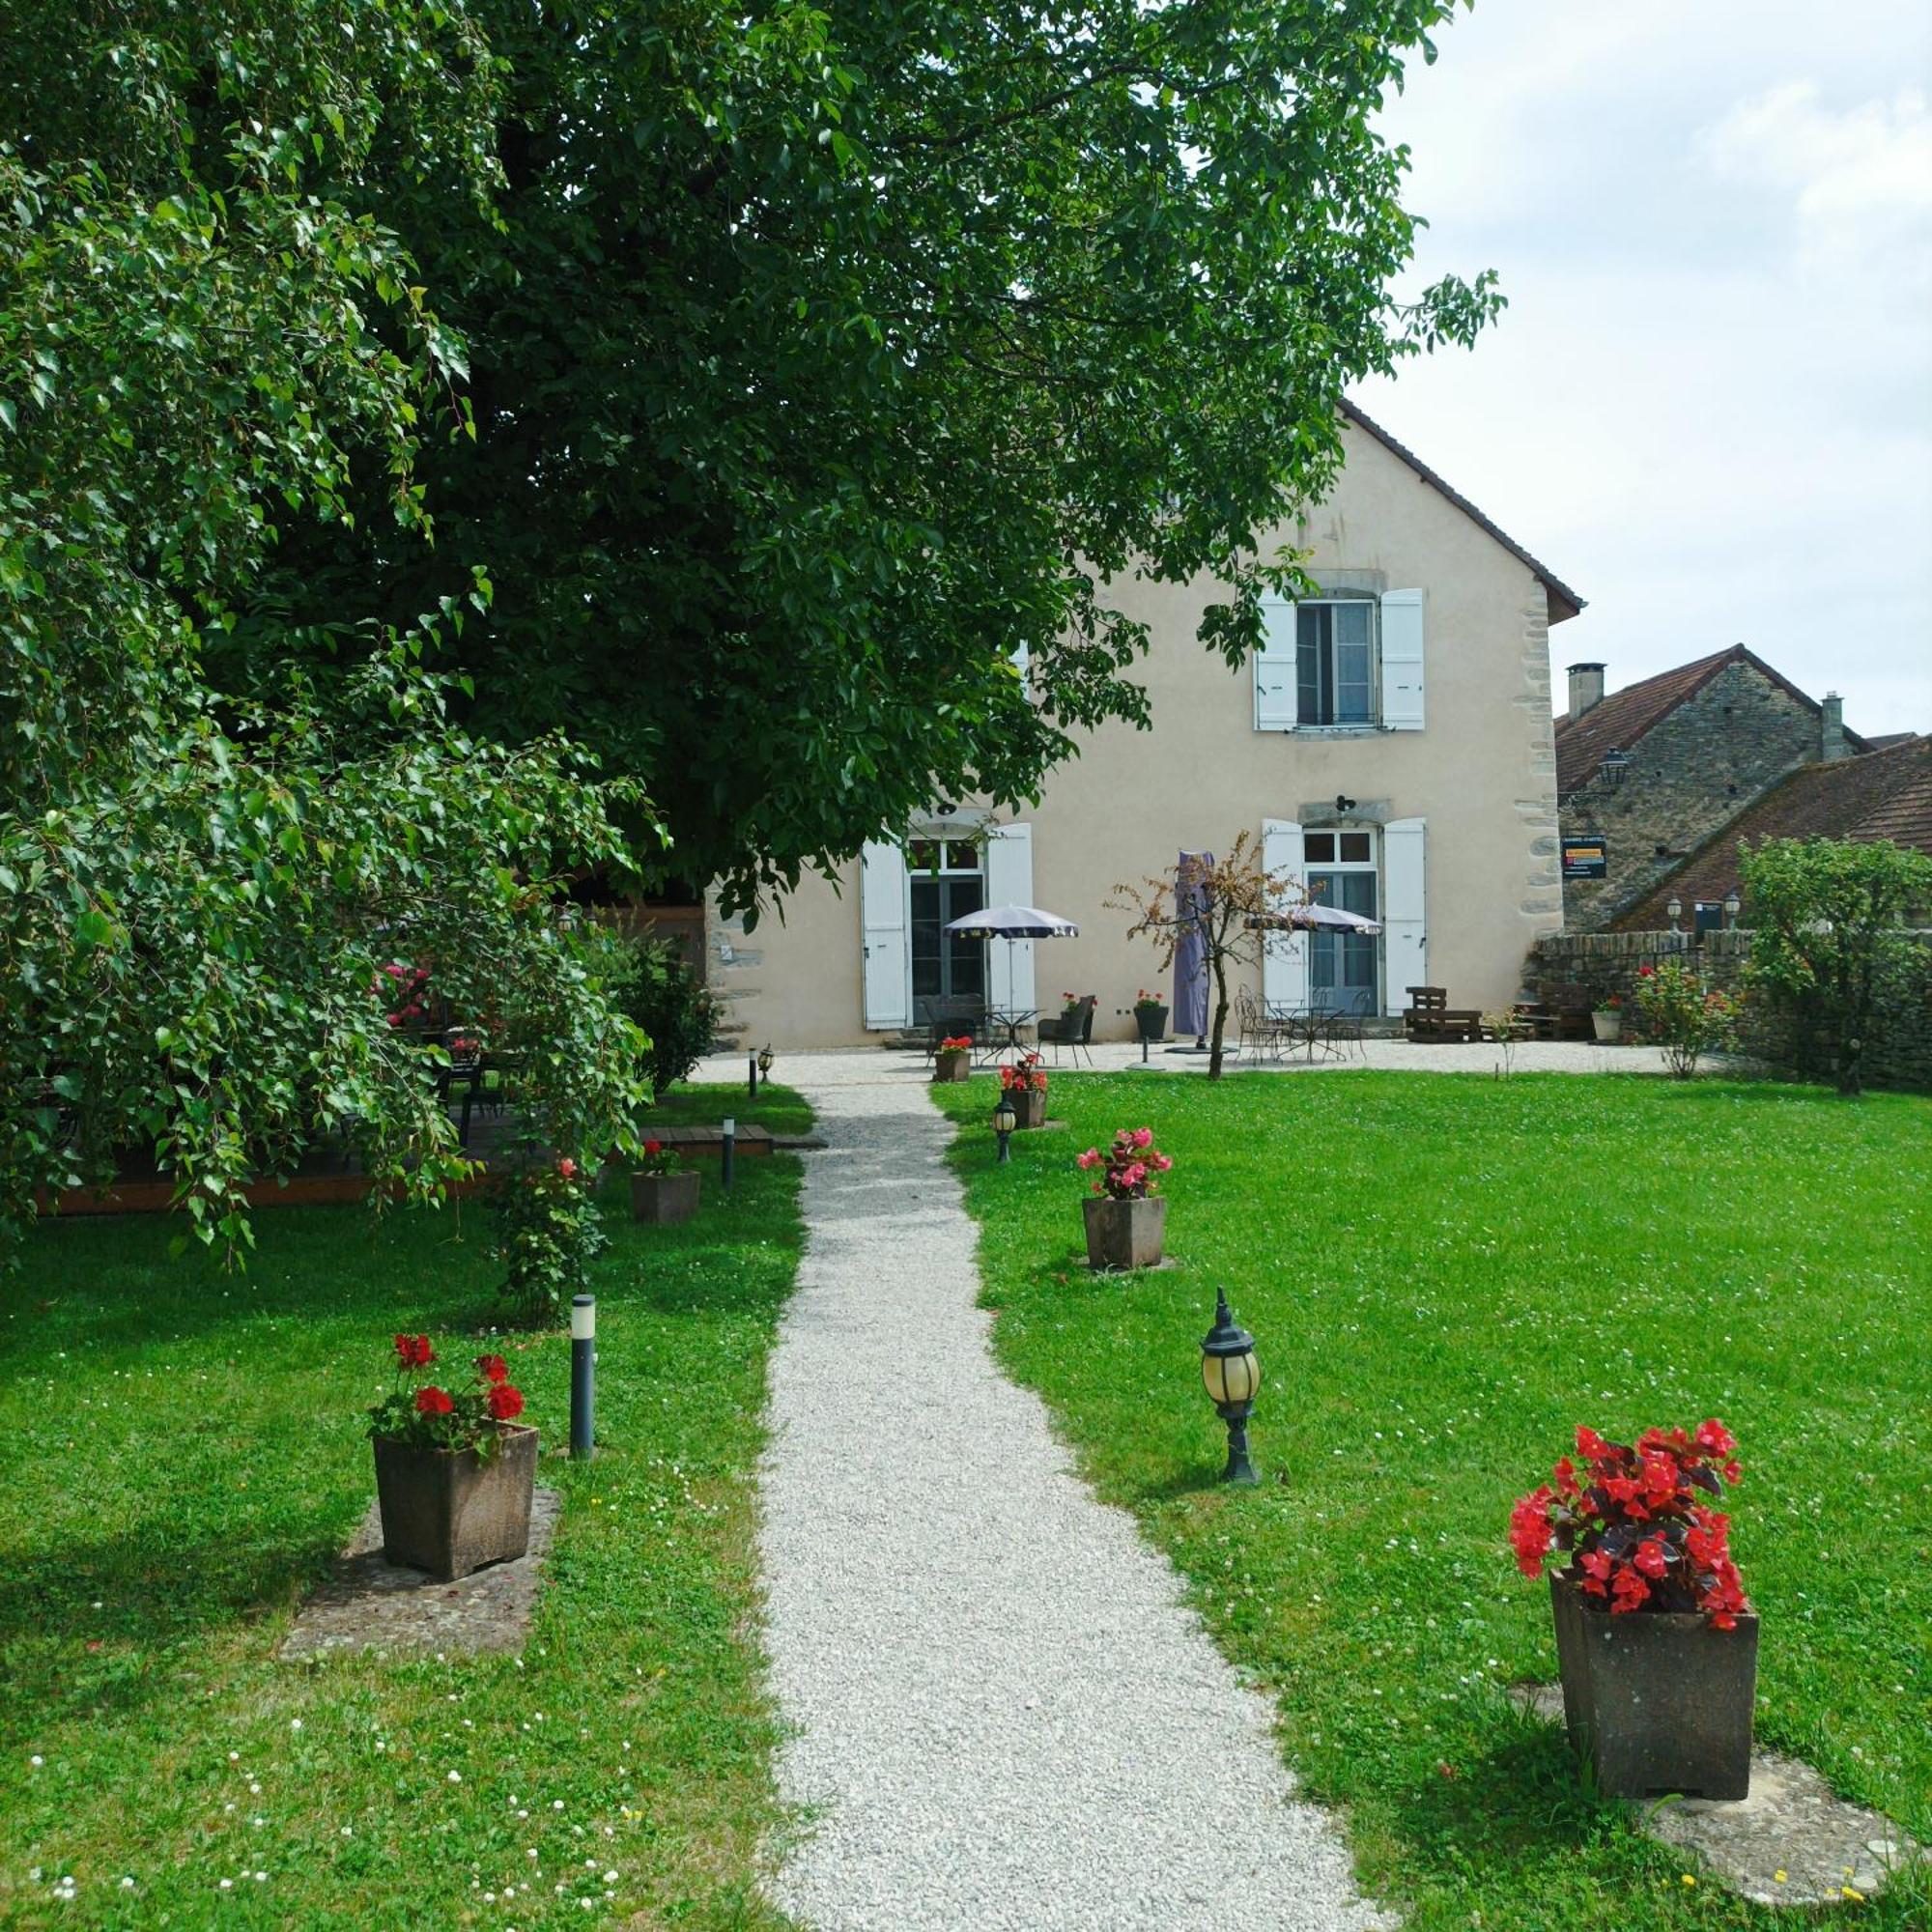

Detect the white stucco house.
[{"left": 702, "top": 403, "right": 1583, "bottom": 1045}]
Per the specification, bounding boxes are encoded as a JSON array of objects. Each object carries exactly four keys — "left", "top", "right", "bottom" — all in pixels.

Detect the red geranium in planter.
[
  {"left": 367, "top": 1337, "right": 538, "bottom": 1579},
  {"left": 1075, "top": 1127, "right": 1174, "bottom": 1268}
]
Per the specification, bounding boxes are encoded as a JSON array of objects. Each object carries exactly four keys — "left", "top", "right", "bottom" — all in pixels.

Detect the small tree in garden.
[
  {"left": 495, "top": 1155, "right": 606, "bottom": 1328},
  {"left": 607, "top": 936, "right": 722, "bottom": 1101},
  {"left": 1740, "top": 838, "right": 1932, "bottom": 1095},
  {"left": 1633, "top": 960, "right": 1741, "bottom": 1079},
  {"left": 1110, "top": 833, "right": 1304, "bottom": 1079}
]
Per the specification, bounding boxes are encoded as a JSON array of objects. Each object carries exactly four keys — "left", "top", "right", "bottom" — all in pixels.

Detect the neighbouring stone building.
[{"left": 1554, "top": 645, "right": 1871, "bottom": 930}]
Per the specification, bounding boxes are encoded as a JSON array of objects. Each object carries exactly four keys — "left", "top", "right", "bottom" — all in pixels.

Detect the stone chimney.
[
  {"left": 1820, "top": 692, "right": 1849, "bottom": 762},
  {"left": 1567, "top": 662, "right": 1606, "bottom": 719}
]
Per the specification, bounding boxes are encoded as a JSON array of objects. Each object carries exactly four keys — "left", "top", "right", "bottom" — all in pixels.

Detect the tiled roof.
[
  {"left": 1613, "top": 736, "right": 1932, "bottom": 928},
  {"left": 1551, "top": 643, "right": 1869, "bottom": 799},
  {"left": 1338, "top": 401, "right": 1585, "bottom": 624},
  {"left": 1865, "top": 731, "right": 1922, "bottom": 751}
]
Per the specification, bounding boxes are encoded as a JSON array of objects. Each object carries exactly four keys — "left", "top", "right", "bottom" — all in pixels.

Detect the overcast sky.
[{"left": 1351, "top": 0, "right": 1932, "bottom": 735}]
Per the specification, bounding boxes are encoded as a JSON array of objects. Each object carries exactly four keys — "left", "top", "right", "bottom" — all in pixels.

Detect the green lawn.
[
  {"left": 936, "top": 1070, "right": 1932, "bottom": 1930},
  {"left": 0, "top": 1087, "right": 806, "bottom": 1930}
]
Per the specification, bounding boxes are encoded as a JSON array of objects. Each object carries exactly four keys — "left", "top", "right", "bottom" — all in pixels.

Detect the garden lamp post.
[
  {"left": 1201, "top": 1290, "right": 1262, "bottom": 1485},
  {"left": 1666, "top": 895, "right": 1683, "bottom": 935},
  {"left": 1723, "top": 889, "right": 1742, "bottom": 928},
  {"left": 992, "top": 1094, "right": 1017, "bottom": 1164},
  {"left": 747, "top": 1050, "right": 758, "bottom": 1095},
  {"left": 758, "top": 1043, "right": 775, "bottom": 1085}
]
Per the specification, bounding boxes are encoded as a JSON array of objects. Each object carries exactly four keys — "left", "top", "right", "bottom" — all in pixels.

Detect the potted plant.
[
  {"left": 368, "top": 1337, "right": 537, "bottom": 1581},
  {"left": 632, "top": 1137, "right": 698, "bottom": 1224},
  {"left": 1075, "top": 1127, "right": 1173, "bottom": 1269},
  {"left": 1591, "top": 993, "right": 1624, "bottom": 1042},
  {"left": 999, "top": 1050, "right": 1049, "bottom": 1128},
  {"left": 932, "top": 1034, "right": 974, "bottom": 1082},
  {"left": 1509, "top": 1419, "right": 1756, "bottom": 1799},
  {"left": 1132, "top": 989, "right": 1170, "bottom": 1043}
]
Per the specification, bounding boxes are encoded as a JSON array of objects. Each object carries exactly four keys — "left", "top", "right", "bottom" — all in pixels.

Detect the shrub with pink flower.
[{"left": 1075, "top": 1126, "right": 1174, "bottom": 1200}]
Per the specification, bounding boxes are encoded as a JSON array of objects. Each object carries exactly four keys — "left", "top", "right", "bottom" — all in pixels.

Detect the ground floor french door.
[
  {"left": 908, "top": 839, "right": 985, "bottom": 1026},
  {"left": 1305, "top": 830, "right": 1379, "bottom": 1015}
]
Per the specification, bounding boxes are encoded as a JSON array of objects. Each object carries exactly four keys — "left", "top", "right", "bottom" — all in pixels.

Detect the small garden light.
[
  {"left": 1201, "top": 1290, "right": 1261, "bottom": 1485},
  {"left": 758, "top": 1042, "right": 775, "bottom": 1081},
  {"left": 992, "top": 1094, "right": 1017, "bottom": 1164},
  {"left": 1666, "top": 895, "right": 1683, "bottom": 933},
  {"left": 1723, "top": 889, "right": 1741, "bottom": 926}
]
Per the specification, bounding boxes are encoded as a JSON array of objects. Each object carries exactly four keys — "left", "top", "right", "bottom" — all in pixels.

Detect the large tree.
[
  {"left": 0, "top": 1, "right": 649, "bottom": 1251},
  {"left": 240, "top": 0, "right": 1501, "bottom": 908}
]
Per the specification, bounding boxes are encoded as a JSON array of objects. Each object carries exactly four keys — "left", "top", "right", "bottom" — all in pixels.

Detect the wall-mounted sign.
[{"left": 1562, "top": 837, "right": 1609, "bottom": 881}]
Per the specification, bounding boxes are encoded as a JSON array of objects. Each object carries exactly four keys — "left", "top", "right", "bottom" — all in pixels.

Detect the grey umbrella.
[{"left": 945, "top": 904, "right": 1080, "bottom": 1022}]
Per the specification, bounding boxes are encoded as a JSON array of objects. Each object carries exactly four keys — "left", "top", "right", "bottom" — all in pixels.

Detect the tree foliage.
[
  {"left": 0, "top": 1, "right": 648, "bottom": 1253},
  {"left": 1740, "top": 838, "right": 1932, "bottom": 1095},
  {"left": 236, "top": 0, "right": 1502, "bottom": 908}
]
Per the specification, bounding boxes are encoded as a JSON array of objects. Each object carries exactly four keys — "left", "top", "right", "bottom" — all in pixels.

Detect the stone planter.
[
  {"left": 632, "top": 1169, "right": 699, "bottom": 1225},
  {"left": 1082, "top": 1194, "right": 1167, "bottom": 1270},
  {"left": 1008, "top": 1086, "right": 1048, "bottom": 1129},
  {"left": 373, "top": 1424, "right": 539, "bottom": 1582},
  {"left": 932, "top": 1050, "right": 972, "bottom": 1083},
  {"left": 1592, "top": 1009, "right": 1624, "bottom": 1043},
  {"left": 1548, "top": 1574, "right": 1757, "bottom": 1800},
  {"left": 1134, "top": 1006, "right": 1170, "bottom": 1043}
]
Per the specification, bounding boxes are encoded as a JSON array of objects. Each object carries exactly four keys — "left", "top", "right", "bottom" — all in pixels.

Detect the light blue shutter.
[
  {"left": 860, "top": 841, "right": 910, "bottom": 1029},
  {"left": 1378, "top": 589, "right": 1425, "bottom": 729},
  {"left": 984, "top": 823, "right": 1036, "bottom": 1012},
  {"left": 1383, "top": 817, "right": 1427, "bottom": 1007},
  {"left": 1261, "top": 818, "right": 1307, "bottom": 1009},
  {"left": 1254, "top": 600, "right": 1297, "bottom": 730}
]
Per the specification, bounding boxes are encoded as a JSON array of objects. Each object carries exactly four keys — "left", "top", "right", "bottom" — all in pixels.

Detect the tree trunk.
[{"left": 1208, "top": 952, "right": 1231, "bottom": 1079}]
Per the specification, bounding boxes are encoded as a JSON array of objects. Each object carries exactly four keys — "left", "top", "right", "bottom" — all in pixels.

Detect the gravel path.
[{"left": 757, "top": 1078, "right": 1389, "bottom": 1932}]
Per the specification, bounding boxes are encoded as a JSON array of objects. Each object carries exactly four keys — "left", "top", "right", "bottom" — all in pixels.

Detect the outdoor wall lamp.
[
  {"left": 992, "top": 1094, "right": 1017, "bottom": 1164},
  {"left": 1201, "top": 1290, "right": 1262, "bottom": 1485},
  {"left": 1334, "top": 794, "right": 1356, "bottom": 814}
]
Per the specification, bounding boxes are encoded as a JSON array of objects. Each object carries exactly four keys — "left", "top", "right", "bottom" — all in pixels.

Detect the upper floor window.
[
  {"left": 1297, "top": 601, "right": 1376, "bottom": 725},
  {"left": 1254, "top": 588, "right": 1425, "bottom": 733}
]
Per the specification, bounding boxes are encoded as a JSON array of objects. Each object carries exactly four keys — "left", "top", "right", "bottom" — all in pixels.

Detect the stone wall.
[
  {"left": 1561, "top": 661, "right": 1824, "bottom": 930},
  {"left": 1525, "top": 929, "right": 1932, "bottom": 1092}
]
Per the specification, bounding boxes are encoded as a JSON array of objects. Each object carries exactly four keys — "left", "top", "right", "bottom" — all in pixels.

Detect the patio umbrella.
[
  {"left": 1173, "top": 851, "right": 1212, "bottom": 1043},
  {"left": 1248, "top": 901, "right": 1382, "bottom": 933},
  {"left": 944, "top": 904, "right": 1080, "bottom": 1018}
]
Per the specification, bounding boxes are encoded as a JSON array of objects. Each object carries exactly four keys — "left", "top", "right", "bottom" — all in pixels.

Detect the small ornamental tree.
[
  {"left": 1739, "top": 837, "right": 1932, "bottom": 1095},
  {"left": 1111, "top": 833, "right": 1305, "bottom": 1079}
]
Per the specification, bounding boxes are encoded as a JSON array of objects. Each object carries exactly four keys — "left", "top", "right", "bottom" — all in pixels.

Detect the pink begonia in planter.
[{"left": 1075, "top": 1126, "right": 1173, "bottom": 1269}]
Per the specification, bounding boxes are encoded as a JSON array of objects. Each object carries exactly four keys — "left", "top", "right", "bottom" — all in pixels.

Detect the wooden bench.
[{"left": 1403, "top": 986, "right": 1484, "bottom": 1044}]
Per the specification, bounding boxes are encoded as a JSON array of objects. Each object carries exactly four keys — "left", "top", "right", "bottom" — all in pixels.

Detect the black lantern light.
[
  {"left": 758, "top": 1042, "right": 775, "bottom": 1081},
  {"left": 1201, "top": 1290, "right": 1262, "bottom": 1485},
  {"left": 992, "top": 1094, "right": 1017, "bottom": 1164}
]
